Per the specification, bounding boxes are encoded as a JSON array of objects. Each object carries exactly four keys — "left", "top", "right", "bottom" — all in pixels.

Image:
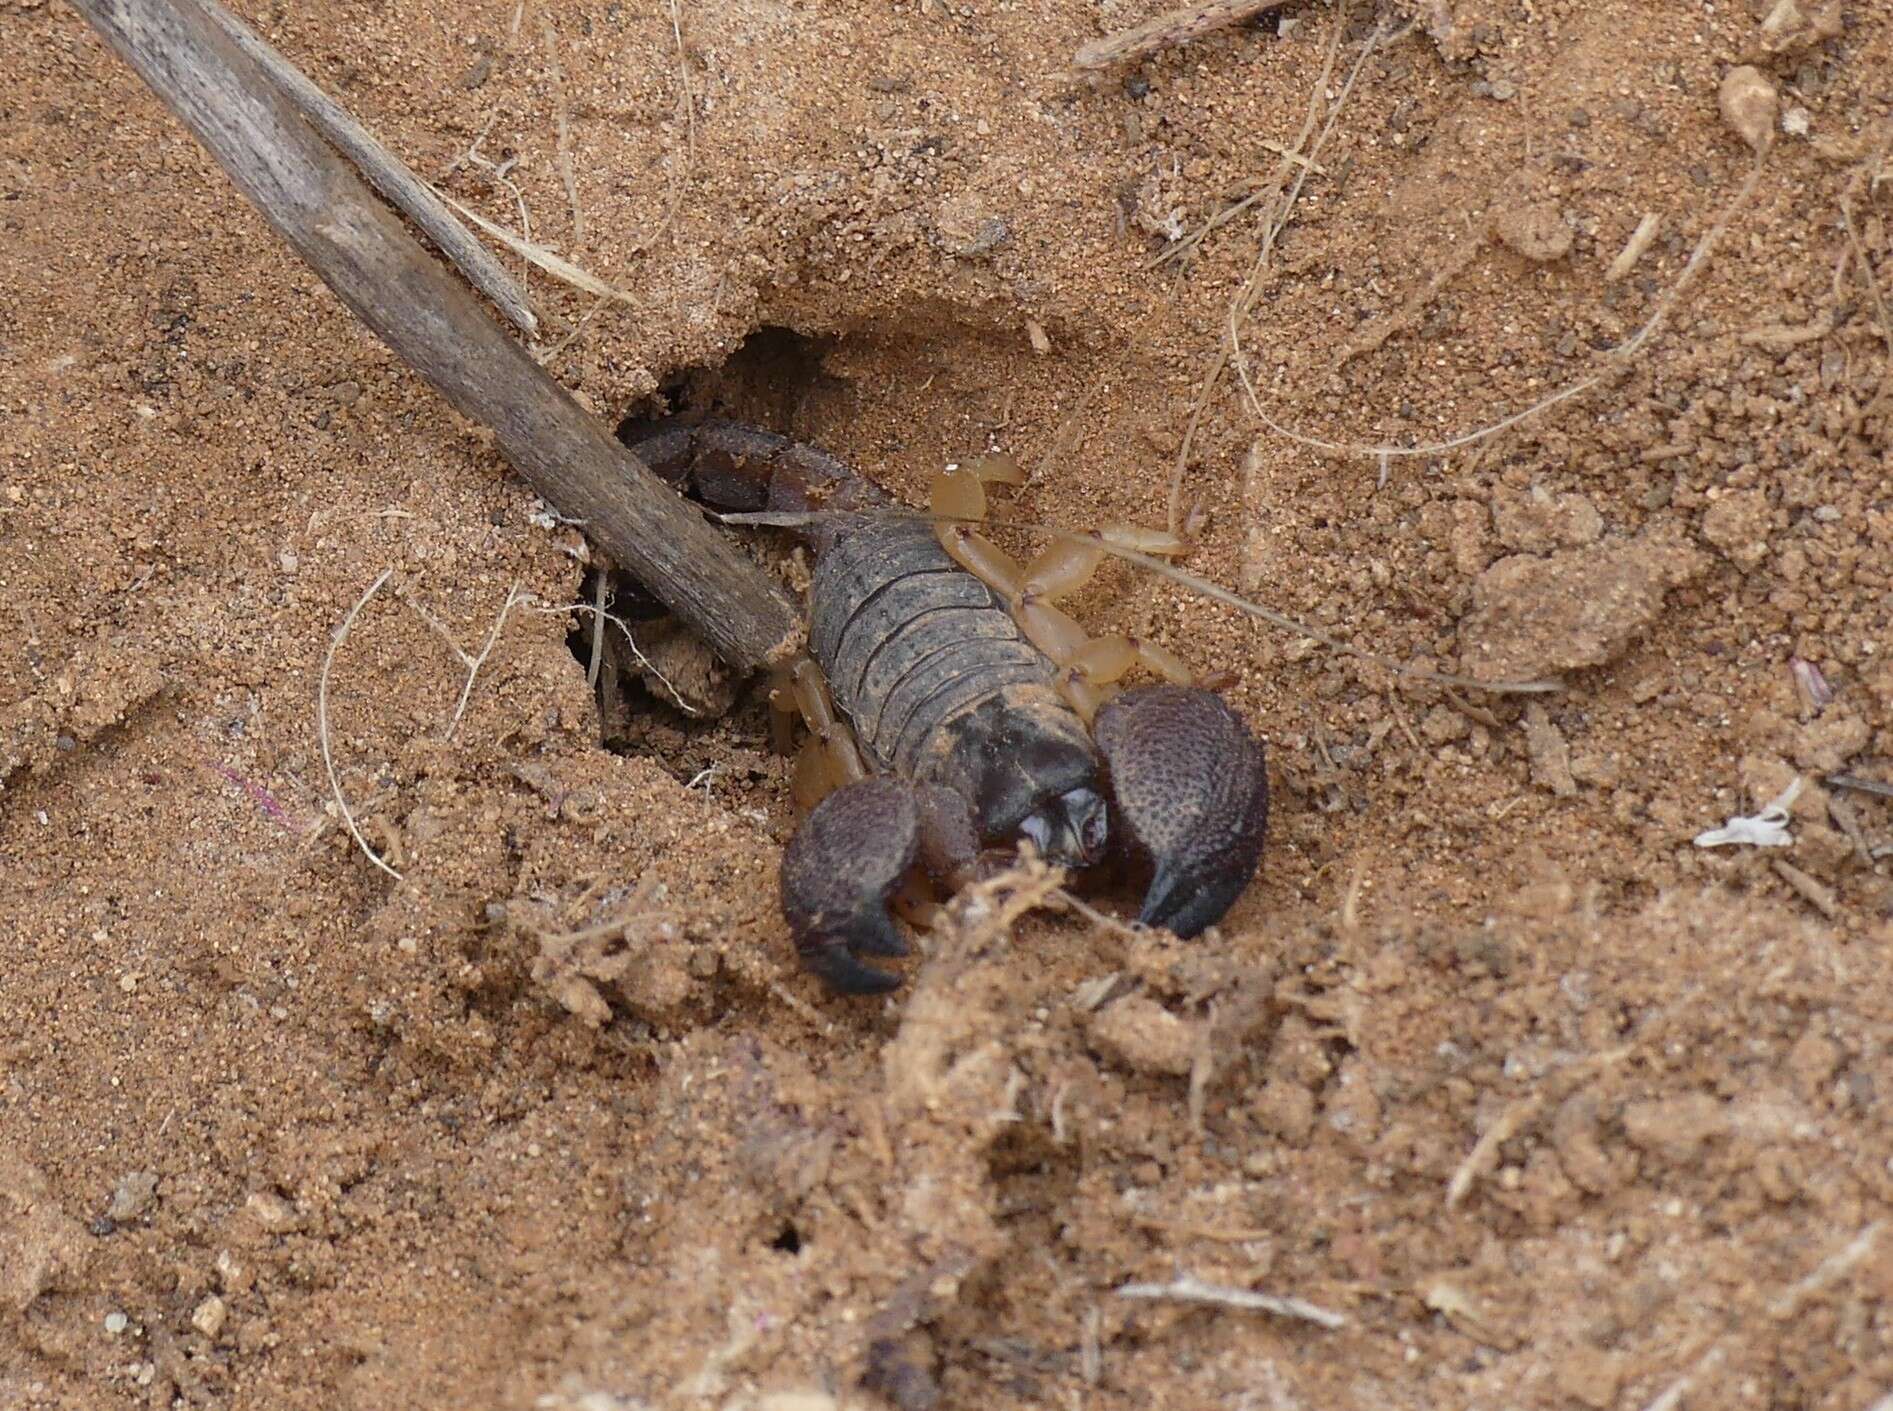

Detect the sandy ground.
[{"left": 4, "top": 0, "right": 1893, "bottom": 1407}]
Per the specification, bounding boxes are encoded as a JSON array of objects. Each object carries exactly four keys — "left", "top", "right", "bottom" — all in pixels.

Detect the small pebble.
[
  {"left": 1718, "top": 65, "right": 1778, "bottom": 152},
  {"left": 107, "top": 1170, "right": 158, "bottom": 1223},
  {"left": 191, "top": 1294, "right": 228, "bottom": 1339},
  {"left": 104, "top": 1312, "right": 130, "bottom": 1335}
]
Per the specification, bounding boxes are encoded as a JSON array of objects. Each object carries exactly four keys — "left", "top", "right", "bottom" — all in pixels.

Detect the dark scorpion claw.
[
  {"left": 1094, "top": 684, "right": 1270, "bottom": 938},
  {"left": 779, "top": 778, "right": 978, "bottom": 995}
]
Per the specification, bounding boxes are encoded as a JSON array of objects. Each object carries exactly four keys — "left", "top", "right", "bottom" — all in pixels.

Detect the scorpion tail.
[{"left": 622, "top": 418, "right": 893, "bottom": 526}]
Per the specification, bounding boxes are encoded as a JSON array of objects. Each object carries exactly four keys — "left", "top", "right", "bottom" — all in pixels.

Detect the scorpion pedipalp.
[
  {"left": 1093, "top": 684, "right": 1269, "bottom": 937},
  {"left": 778, "top": 777, "right": 979, "bottom": 995}
]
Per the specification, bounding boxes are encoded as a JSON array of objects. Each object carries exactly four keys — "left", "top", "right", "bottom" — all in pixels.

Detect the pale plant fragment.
[
  {"left": 1116, "top": 1274, "right": 1347, "bottom": 1330},
  {"left": 1606, "top": 212, "right": 1662, "bottom": 281},
  {"left": 1693, "top": 776, "right": 1802, "bottom": 849},
  {"left": 436, "top": 194, "right": 650, "bottom": 307},
  {"left": 400, "top": 580, "right": 530, "bottom": 740}
]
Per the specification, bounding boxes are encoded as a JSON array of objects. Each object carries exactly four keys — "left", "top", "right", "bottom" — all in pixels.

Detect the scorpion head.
[
  {"left": 931, "top": 688, "right": 1108, "bottom": 866},
  {"left": 1017, "top": 785, "right": 1111, "bottom": 869}
]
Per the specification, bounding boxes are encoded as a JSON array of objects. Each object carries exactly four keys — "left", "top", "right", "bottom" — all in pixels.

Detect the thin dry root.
[{"left": 318, "top": 567, "right": 404, "bottom": 881}]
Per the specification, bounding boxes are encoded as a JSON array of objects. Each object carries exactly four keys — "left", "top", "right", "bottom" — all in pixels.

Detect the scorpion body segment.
[
  {"left": 807, "top": 517, "right": 1103, "bottom": 843},
  {"left": 629, "top": 418, "right": 1268, "bottom": 993}
]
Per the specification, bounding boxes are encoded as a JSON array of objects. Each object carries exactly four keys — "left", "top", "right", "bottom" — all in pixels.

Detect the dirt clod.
[
  {"left": 1086, "top": 994, "right": 1197, "bottom": 1077},
  {"left": 1491, "top": 198, "right": 1573, "bottom": 263},
  {"left": 1461, "top": 529, "right": 1708, "bottom": 681}
]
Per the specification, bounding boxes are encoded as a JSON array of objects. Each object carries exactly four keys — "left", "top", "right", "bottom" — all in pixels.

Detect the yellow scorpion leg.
[
  {"left": 930, "top": 459, "right": 1199, "bottom": 723},
  {"left": 770, "top": 655, "right": 868, "bottom": 814}
]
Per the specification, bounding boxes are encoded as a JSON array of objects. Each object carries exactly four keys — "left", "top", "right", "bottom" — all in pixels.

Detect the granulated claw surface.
[
  {"left": 779, "top": 779, "right": 920, "bottom": 994},
  {"left": 1094, "top": 684, "right": 1270, "bottom": 937}
]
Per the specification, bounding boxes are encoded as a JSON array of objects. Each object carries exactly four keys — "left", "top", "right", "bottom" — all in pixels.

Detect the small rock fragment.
[
  {"left": 1700, "top": 489, "right": 1772, "bottom": 570},
  {"left": 1758, "top": 0, "right": 1842, "bottom": 55},
  {"left": 1086, "top": 995, "right": 1196, "bottom": 1077},
  {"left": 241, "top": 1189, "right": 300, "bottom": 1235},
  {"left": 104, "top": 1310, "right": 130, "bottom": 1334},
  {"left": 1554, "top": 1345, "right": 1624, "bottom": 1411},
  {"left": 1719, "top": 66, "right": 1778, "bottom": 153},
  {"left": 1421, "top": 705, "right": 1469, "bottom": 746},
  {"left": 1492, "top": 198, "right": 1573, "bottom": 263},
  {"left": 933, "top": 193, "right": 1009, "bottom": 258},
  {"left": 191, "top": 1294, "right": 228, "bottom": 1339},
  {"left": 1522, "top": 704, "right": 1578, "bottom": 797},
  {"left": 107, "top": 1170, "right": 159, "bottom": 1223}
]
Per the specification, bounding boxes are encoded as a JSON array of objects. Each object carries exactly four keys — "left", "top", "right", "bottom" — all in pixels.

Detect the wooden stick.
[
  {"left": 1073, "top": 0, "right": 1284, "bottom": 71},
  {"left": 71, "top": 0, "right": 803, "bottom": 673}
]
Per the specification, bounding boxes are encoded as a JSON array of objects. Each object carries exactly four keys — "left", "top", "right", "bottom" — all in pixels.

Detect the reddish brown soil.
[{"left": 4, "top": 1, "right": 1892, "bottom": 1407}]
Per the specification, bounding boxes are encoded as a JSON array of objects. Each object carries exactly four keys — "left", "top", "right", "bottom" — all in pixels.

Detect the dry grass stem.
[
  {"left": 318, "top": 567, "right": 404, "bottom": 881},
  {"left": 1074, "top": 0, "right": 1284, "bottom": 71},
  {"left": 436, "top": 194, "right": 648, "bottom": 306},
  {"left": 1606, "top": 212, "right": 1662, "bottom": 282},
  {"left": 586, "top": 567, "right": 608, "bottom": 691},
  {"left": 1445, "top": 1095, "right": 1545, "bottom": 1209},
  {"left": 541, "top": 15, "right": 583, "bottom": 247},
  {"left": 1116, "top": 1274, "right": 1347, "bottom": 1330},
  {"left": 1828, "top": 773, "right": 1893, "bottom": 800}
]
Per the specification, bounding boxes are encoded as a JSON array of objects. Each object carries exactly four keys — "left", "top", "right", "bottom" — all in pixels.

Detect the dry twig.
[{"left": 1116, "top": 1274, "right": 1347, "bottom": 1330}]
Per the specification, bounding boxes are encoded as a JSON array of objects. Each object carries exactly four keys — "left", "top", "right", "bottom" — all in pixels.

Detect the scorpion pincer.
[{"left": 628, "top": 418, "right": 1270, "bottom": 995}]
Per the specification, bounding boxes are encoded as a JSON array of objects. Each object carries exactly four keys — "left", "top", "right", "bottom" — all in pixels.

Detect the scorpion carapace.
[{"left": 628, "top": 418, "right": 1270, "bottom": 994}]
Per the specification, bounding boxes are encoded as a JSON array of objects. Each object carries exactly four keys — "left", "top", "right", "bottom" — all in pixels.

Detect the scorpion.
[{"left": 627, "top": 418, "right": 1270, "bottom": 995}]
